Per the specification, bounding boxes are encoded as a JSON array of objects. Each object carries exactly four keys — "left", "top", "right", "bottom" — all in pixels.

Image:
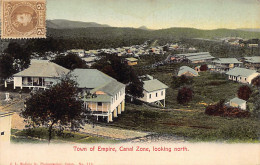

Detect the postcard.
[{"left": 0, "top": 0, "right": 260, "bottom": 165}]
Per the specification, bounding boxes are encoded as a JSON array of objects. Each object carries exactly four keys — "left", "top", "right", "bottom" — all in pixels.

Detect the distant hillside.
[
  {"left": 46, "top": 26, "right": 260, "bottom": 40},
  {"left": 46, "top": 19, "right": 110, "bottom": 29},
  {"left": 138, "top": 26, "right": 151, "bottom": 30},
  {"left": 238, "top": 28, "right": 260, "bottom": 32}
]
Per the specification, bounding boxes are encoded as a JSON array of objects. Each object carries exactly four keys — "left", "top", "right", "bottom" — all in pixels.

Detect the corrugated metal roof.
[
  {"left": 176, "top": 52, "right": 214, "bottom": 61},
  {"left": 226, "top": 67, "right": 258, "bottom": 77},
  {"left": 125, "top": 58, "right": 138, "bottom": 62},
  {"left": 143, "top": 79, "right": 168, "bottom": 92},
  {"left": 213, "top": 58, "right": 242, "bottom": 64},
  {"left": 91, "top": 80, "right": 125, "bottom": 96},
  {"left": 178, "top": 66, "right": 199, "bottom": 76},
  {"left": 71, "top": 69, "right": 125, "bottom": 96},
  {"left": 70, "top": 69, "right": 115, "bottom": 89},
  {"left": 244, "top": 56, "right": 260, "bottom": 64},
  {"left": 13, "top": 60, "right": 70, "bottom": 78},
  {"left": 230, "top": 97, "right": 246, "bottom": 105}
]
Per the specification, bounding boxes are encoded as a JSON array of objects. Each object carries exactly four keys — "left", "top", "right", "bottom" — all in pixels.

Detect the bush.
[
  {"left": 237, "top": 85, "right": 252, "bottom": 101},
  {"left": 177, "top": 87, "right": 193, "bottom": 105},
  {"left": 200, "top": 64, "right": 208, "bottom": 71},
  {"left": 205, "top": 100, "right": 250, "bottom": 118}
]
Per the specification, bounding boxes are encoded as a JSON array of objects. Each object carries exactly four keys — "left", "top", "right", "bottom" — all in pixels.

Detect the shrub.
[
  {"left": 205, "top": 100, "right": 250, "bottom": 118},
  {"left": 237, "top": 85, "right": 252, "bottom": 101},
  {"left": 177, "top": 87, "right": 193, "bottom": 105}
]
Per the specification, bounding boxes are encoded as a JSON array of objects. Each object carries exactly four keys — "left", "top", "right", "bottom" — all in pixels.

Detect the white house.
[
  {"left": 226, "top": 67, "right": 260, "bottom": 84},
  {"left": 138, "top": 75, "right": 168, "bottom": 107},
  {"left": 13, "top": 60, "right": 70, "bottom": 89},
  {"left": 229, "top": 97, "right": 246, "bottom": 110},
  {"left": 70, "top": 69, "right": 125, "bottom": 123},
  {"left": 0, "top": 111, "right": 13, "bottom": 144}
]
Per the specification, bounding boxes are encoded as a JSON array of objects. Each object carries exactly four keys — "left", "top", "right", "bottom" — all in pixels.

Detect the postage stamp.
[{"left": 1, "top": 0, "right": 46, "bottom": 39}]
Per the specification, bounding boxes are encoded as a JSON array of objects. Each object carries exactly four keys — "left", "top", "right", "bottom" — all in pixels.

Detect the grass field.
[
  {"left": 11, "top": 128, "right": 119, "bottom": 144},
  {"left": 107, "top": 62, "right": 260, "bottom": 142}
]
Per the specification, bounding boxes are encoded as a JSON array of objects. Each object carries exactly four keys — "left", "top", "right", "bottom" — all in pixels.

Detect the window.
[
  {"left": 1, "top": 132, "right": 4, "bottom": 135},
  {"left": 149, "top": 94, "right": 151, "bottom": 99},
  {"left": 161, "top": 91, "right": 163, "bottom": 96},
  {"left": 97, "top": 102, "right": 102, "bottom": 106},
  {"left": 156, "top": 93, "right": 158, "bottom": 97}
]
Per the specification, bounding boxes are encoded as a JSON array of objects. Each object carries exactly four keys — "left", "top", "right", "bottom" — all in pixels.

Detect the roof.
[
  {"left": 176, "top": 52, "right": 215, "bottom": 62},
  {"left": 226, "top": 67, "right": 258, "bottom": 77},
  {"left": 230, "top": 97, "right": 246, "bottom": 105},
  {"left": 70, "top": 69, "right": 125, "bottom": 96},
  {"left": 0, "top": 111, "right": 14, "bottom": 117},
  {"left": 244, "top": 56, "right": 260, "bottom": 64},
  {"left": 13, "top": 60, "right": 70, "bottom": 78},
  {"left": 143, "top": 79, "right": 168, "bottom": 92},
  {"left": 70, "top": 69, "right": 115, "bottom": 88},
  {"left": 82, "top": 94, "right": 111, "bottom": 103},
  {"left": 178, "top": 66, "right": 199, "bottom": 76},
  {"left": 91, "top": 80, "right": 125, "bottom": 96},
  {"left": 125, "top": 57, "right": 138, "bottom": 62},
  {"left": 213, "top": 58, "right": 242, "bottom": 64}
]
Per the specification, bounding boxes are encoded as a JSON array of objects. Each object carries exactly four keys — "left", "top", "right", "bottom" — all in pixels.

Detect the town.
[{"left": 0, "top": 25, "right": 260, "bottom": 144}]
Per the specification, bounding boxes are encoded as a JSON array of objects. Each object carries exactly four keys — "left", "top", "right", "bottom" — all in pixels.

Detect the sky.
[{"left": 47, "top": 0, "right": 260, "bottom": 30}]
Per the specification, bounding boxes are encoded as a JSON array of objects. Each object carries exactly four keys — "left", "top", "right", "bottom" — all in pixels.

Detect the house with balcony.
[
  {"left": 211, "top": 58, "right": 242, "bottom": 73},
  {"left": 13, "top": 60, "right": 70, "bottom": 89},
  {"left": 138, "top": 75, "right": 168, "bottom": 107},
  {"left": 226, "top": 67, "right": 260, "bottom": 84},
  {"left": 70, "top": 69, "right": 125, "bottom": 123}
]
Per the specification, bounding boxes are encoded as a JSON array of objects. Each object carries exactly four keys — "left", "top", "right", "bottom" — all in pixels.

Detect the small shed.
[
  {"left": 125, "top": 58, "right": 138, "bottom": 66},
  {"left": 229, "top": 97, "right": 246, "bottom": 110}
]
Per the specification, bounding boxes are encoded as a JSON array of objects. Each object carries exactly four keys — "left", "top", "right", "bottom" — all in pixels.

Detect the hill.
[{"left": 46, "top": 19, "right": 110, "bottom": 29}]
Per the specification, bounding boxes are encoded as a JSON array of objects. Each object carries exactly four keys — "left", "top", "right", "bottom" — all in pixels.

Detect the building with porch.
[
  {"left": 211, "top": 58, "right": 242, "bottom": 73},
  {"left": 70, "top": 69, "right": 125, "bottom": 123},
  {"left": 226, "top": 67, "right": 260, "bottom": 84},
  {"left": 13, "top": 60, "right": 70, "bottom": 89},
  {"left": 125, "top": 57, "right": 138, "bottom": 66}
]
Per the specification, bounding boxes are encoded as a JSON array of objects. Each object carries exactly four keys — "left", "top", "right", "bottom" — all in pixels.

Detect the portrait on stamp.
[{"left": 1, "top": 0, "right": 46, "bottom": 39}]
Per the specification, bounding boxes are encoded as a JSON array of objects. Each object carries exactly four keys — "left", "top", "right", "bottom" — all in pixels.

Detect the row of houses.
[{"left": 11, "top": 60, "right": 168, "bottom": 123}]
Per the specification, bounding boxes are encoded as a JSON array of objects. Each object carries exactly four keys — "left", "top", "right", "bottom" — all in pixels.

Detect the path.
[{"left": 81, "top": 124, "right": 149, "bottom": 140}]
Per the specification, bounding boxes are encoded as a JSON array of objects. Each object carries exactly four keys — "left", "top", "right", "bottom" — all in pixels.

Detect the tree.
[
  {"left": 172, "top": 75, "right": 193, "bottom": 88},
  {"left": 252, "top": 95, "right": 260, "bottom": 118},
  {"left": 52, "top": 53, "right": 88, "bottom": 70},
  {"left": 92, "top": 54, "right": 144, "bottom": 97},
  {"left": 252, "top": 76, "right": 260, "bottom": 88},
  {"left": 4, "top": 42, "right": 30, "bottom": 72},
  {"left": 199, "top": 64, "right": 208, "bottom": 71},
  {"left": 177, "top": 87, "right": 193, "bottom": 105},
  {"left": 237, "top": 85, "right": 252, "bottom": 101},
  {"left": 0, "top": 54, "right": 15, "bottom": 80},
  {"left": 21, "top": 77, "right": 87, "bottom": 143}
]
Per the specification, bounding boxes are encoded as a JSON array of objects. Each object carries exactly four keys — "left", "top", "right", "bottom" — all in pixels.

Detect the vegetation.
[
  {"left": 237, "top": 85, "right": 252, "bottom": 101},
  {"left": 205, "top": 100, "right": 250, "bottom": 118},
  {"left": 252, "top": 76, "right": 260, "bottom": 88},
  {"left": 21, "top": 77, "right": 88, "bottom": 143},
  {"left": 92, "top": 54, "right": 144, "bottom": 98},
  {"left": 172, "top": 75, "right": 194, "bottom": 88},
  {"left": 177, "top": 87, "right": 193, "bottom": 105},
  {"left": 11, "top": 128, "right": 118, "bottom": 143},
  {"left": 52, "top": 53, "right": 88, "bottom": 70},
  {"left": 109, "top": 103, "right": 259, "bottom": 142},
  {"left": 199, "top": 64, "right": 208, "bottom": 71}
]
